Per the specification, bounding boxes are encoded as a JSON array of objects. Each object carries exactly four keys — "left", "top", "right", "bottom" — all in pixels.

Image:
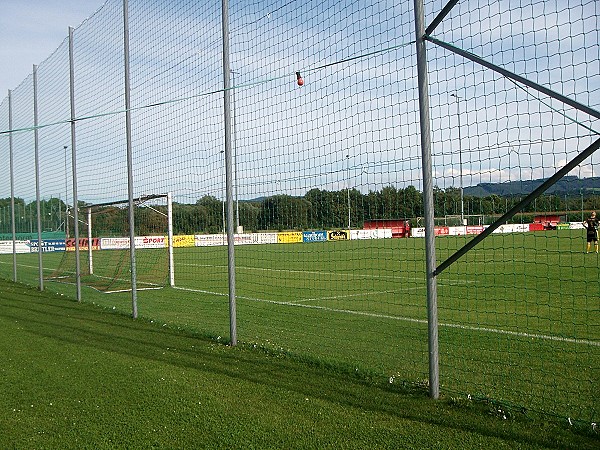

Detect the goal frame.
[{"left": 85, "top": 192, "right": 174, "bottom": 288}]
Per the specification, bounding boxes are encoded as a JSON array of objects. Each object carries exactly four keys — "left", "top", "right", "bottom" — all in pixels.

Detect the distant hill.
[{"left": 464, "top": 176, "right": 600, "bottom": 197}]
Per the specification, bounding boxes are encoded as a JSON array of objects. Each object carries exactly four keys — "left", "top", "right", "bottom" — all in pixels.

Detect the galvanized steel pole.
[
  {"left": 87, "top": 207, "right": 93, "bottom": 275},
  {"left": 222, "top": 0, "right": 237, "bottom": 346},
  {"left": 414, "top": 0, "right": 440, "bottom": 399},
  {"left": 68, "top": 27, "right": 82, "bottom": 302},
  {"left": 33, "top": 65, "right": 44, "bottom": 290},
  {"left": 8, "top": 90, "right": 17, "bottom": 282},
  {"left": 123, "top": 0, "right": 138, "bottom": 318},
  {"left": 167, "top": 192, "right": 175, "bottom": 287}
]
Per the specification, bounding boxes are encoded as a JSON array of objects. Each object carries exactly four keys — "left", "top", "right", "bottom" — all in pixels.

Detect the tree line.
[{"left": 1, "top": 186, "right": 599, "bottom": 236}]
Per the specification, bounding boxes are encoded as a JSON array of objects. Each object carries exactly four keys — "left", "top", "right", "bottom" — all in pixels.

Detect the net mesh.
[
  {"left": 0, "top": 0, "right": 598, "bottom": 424},
  {"left": 48, "top": 197, "right": 171, "bottom": 293}
]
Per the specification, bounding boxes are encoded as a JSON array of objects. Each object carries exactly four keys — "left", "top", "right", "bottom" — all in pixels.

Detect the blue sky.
[
  {"left": 0, "top": 0, "right": 104, "bottom": 94},
  {"left": 0, "top": 0, "right": 597, "bottom": 206}
]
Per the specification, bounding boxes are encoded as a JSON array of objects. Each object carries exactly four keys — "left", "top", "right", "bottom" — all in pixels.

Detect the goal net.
[
  {"left": 437, "top": 214, "right": 486, "bottom": 227},
  {"left": 47, "top": 193, "right": 174, "bottom": 293}
]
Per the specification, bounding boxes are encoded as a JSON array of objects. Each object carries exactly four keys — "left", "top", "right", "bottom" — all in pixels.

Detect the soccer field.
[{"left": 1, "top": 230, "right": 598, "bottom": 422}]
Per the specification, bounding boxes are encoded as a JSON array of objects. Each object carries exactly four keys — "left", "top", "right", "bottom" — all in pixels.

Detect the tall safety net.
[{"left": 0, "top": 0, "right": 597, "bottom": 425}]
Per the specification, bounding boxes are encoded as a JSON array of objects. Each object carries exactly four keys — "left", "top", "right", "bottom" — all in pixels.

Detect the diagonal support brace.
[
  {"left": 425, "top": 36, "right": 600, "bottom": 121},
  {"left": 434, "top": 137, "right": 600, "bottom": 276}
]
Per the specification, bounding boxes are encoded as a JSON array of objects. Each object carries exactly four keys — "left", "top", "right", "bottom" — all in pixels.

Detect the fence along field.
[{"left": 0, "top": 0, "right": 598, "bottom": 427}]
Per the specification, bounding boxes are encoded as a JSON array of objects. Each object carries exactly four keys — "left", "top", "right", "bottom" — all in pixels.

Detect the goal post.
[{"left": 50, "top": 193, "right": 174, "bottom": 292}]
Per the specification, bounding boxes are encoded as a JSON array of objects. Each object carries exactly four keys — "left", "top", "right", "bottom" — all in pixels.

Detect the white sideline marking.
[
  {"left": 173, "top": 286, "right": 599, "bottom": 348},
  {"left": 178, "top": 262, "right": 473, "bottom": 285},
  {"left": 298, "top": 286, "right": 423, "bottom": 303},
  {"left": 5, "top": 259, "right": 596, "bottom": 347}
]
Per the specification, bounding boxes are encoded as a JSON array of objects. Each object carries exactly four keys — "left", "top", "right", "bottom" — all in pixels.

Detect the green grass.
[
  {"left": 0, "top": 230, "right": 598, "bottom": 423},
  {"left": 0, "top": 278, "right": 598, "bottom": 449}
]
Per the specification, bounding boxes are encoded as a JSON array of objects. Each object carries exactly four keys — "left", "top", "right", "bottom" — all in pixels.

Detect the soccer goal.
[
  {"left": 48, "top": 193, "right": 174, "bottom": 293},
  {"left": 436, "top": 214, "right": 486, "bottom": 226}
]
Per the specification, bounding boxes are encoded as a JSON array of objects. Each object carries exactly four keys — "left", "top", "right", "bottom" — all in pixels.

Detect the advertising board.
[
  {"left": 434, "top": 226, "right": 449, "bottom": 236},
  {"left": 66, "top": 238, "right": 100, "bottom": 251},
  {"left": 195, "top": 234, "right": 226, "bottom": 247},
  {"left": 101, "top": 237, "right": 130, "bottom": 250},
  {"left": 277, "top": 232, "right": 303, "bottom": 244},
  {"left": 256, "top": 233, "right": 278, "bottom": 244},
  {"left": 171, "top": 235, "right": 195, "bottom": 248},
  {"left": 303, "top": 231, "right": 327, "bottom": 243},
  {"left": 234, "top": 234, "right": 260, "bottom": 245},
  {"left": 29, "top": 240, "right": 66, "bottom": 253},
  {"left": 327, "top": 230, "right": 349, "bottom": 241},
  {"left": 0, "top": 240, "right": 31, "bottom": 254},
  {"left": 134, "top": 236, "right": 166, "bottom": 249}
]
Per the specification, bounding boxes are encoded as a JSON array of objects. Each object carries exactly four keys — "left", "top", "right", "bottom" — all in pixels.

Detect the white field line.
[
  {"left": 178, "top": 262, "right": 473, "bottom": 285},
  {"left": 0, "top": 260, "right": 56, "bottom": 272},
  {"left": 298, "top": 286, "right": 423, "bottom": 303},
  {"left": 104, "top": 287, "right": 163, "bottom": 294},
  {"left": 172, "top": 286, "right": 599, "bottom": 348},
  {"left": 0, "top": 260, "right": 160, "bottom": 290},
  {"left": 5, "top": 259, "right": 596, "bottom": 347}
]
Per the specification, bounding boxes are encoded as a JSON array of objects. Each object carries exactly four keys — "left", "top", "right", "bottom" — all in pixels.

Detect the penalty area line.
[
  {"left": 178, "top": 262, "right": 474, "bottom": 285},
  {"left": 173, "top": 285, "right": 599, "bottom": 348}
]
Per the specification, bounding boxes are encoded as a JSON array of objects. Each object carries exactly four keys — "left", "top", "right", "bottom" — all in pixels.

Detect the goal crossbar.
[
  {"left": 85, "top": 192, "right": 174, "bottom": 288},
  {"left": 85, "top": 193, "right": 168, "bottom": 210}
]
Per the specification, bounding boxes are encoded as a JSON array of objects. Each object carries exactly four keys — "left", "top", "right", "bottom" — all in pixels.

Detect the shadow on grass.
[{"left": 0, "top": 280, "right": 597, "bottom": 449}]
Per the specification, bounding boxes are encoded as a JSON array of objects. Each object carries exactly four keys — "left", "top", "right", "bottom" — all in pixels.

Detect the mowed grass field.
[
  {"left": 0, "top": 229, "right": 598, "bottom": 423},
  {"left": 2, "top": 278, "right": 599, "bottom": 449}
]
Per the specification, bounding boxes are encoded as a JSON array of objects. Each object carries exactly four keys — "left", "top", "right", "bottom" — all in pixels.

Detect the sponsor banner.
[
  {"left": 377, "top": 228, "right": 393, "bottom": 239},
  {"left": 66, "top": 238, "right": 100, "bottom": 251},
  {"left": 135, "top": 236, "right": 167, "bottom": 249},
  {"left": 234, "top": 234, "right": 259, "bottom": 245},
  {"left": 350, "top": 229, "right": 393, "bottom": 240},
  {"left": 195, "top": 234, "right": 226, "bottom": 247},
  {"left": 434, "top": 226, "right": 449, "bottom": 236},
  {"left": 494, "top": 224, "right": 511, "bottom": 234},
  {"left": 411, "top": 227, "right": 425, "bottom": 238},
  {"left": 256, "top": 233, "right": 278, "bottom": 245},
  {"left": 0, "top": 240, "right": 31, "bottom": 254},
  {"left": 352, "top": 229, "right": 377, "bottom": 240},
  {"left": 448, "top": 226, "right": 466, "bottom": 236},
  {"left": 513, "top": 224, "right": 530, "bottom": 233},
  {"left": 101, "top": 237, "right": 130, "bottom": 250},
  {"left": 327, "top": 230, "right": 350, "bottom": 241},
  {"left": 29, "top": 239, "right": 66, "bottom": 253},
  {"left": 466, "top": 226, "right": 485, "bottom": 235},
  {"left": 277, "top": 232, "right": 303, "bottom": 244},
  {"left": 569, "top": 222, "right": 585, "bottom": 230},
  {"left": 303, "top": 231, "right": 327, "bottom": 243},
  {"left": 556, "top": 223, "right": 570, "bottom": 230},
  {"left": 172, "top": 235, "right": 195, "bottom": 248},
  {"left": 102, "top": 236, "right": 166, "bottom": 250}
]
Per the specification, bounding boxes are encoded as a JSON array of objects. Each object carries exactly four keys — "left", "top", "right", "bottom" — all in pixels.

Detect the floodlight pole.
[
  {"left": 346, "top": 154, "right": 351, "bottom": 230},
  {"left": 220, "top": 150, "right": 226, "bottom": 239},
  {"left": 451, "top": 93, "right": 465, "bottom": 226},
  {"left": 64, "top": 145, "right": 69, "bottom": 237},
  {"left": 231, "top": 69, "right": 240, "bottom": 232},
  {"left": 580, "top": 188, "right": 584, "bottom": 222}
]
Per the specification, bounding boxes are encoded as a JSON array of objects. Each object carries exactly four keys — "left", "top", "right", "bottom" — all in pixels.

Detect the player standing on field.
[{"left": 583, "top": 211, "right": 599, "bottom": 254}]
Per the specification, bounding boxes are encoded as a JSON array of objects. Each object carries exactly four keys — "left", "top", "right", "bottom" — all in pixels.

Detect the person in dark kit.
[{"left": 583, "top": 211, "right": 599, "bottom": 254}]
